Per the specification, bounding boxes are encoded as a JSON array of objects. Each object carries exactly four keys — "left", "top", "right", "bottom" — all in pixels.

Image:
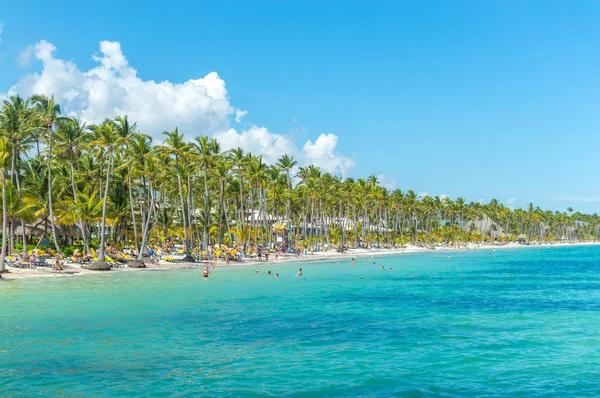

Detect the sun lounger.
[{"left": 35, "top": 256, "right": 51, "bottom": 267}]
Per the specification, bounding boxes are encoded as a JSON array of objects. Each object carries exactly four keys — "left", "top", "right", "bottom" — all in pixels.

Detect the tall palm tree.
[
  {"left": 32, "top": 94, "right": 63, "bottom": 253},
  {"left": 194, "top": 136, "right": 220, "bottom": 251},
  {"left": 161, "top": 128, "right": 194, "bottom": 261},
  {"left": 55, "top": 117, "right": 90, "bottom": 253},
  {"left": 0, "top": 137, "right": 12, "bottom": 272},
  {"left": 277, "top": 154, "right": 297, "bottom": 241},
  {"left": 89, "top": 120, "right": 126, "bottom": 265}
]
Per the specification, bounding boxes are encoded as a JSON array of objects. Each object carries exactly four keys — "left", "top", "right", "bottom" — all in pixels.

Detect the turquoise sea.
[{"left": 2, "top": 245, "right": 600, "bottom": 397}]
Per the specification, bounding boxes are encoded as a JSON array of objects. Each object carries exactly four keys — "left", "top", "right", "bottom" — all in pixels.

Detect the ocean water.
[{"left": 2, "top": 245, "right": 600, "bottom": 397}]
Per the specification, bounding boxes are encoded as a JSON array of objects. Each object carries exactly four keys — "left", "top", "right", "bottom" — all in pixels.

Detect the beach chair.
[{"left": 35, "top": 256, "right": 51, "bottom": 267}]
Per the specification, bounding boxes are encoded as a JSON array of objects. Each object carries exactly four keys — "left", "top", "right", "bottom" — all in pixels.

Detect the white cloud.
[
  {"left": 418, "top": 192, "right": 429, "bottom": 198},
  {"left": 303, "top": 133, "right": 355, "bottom": 176},
  {"left": 506, "top": 197, "right": 516, "bottom": 205},
  {"left": 214, "top": 126, "right": 354, "bottom": 176},
  {"left": 235, "top": 109, "right": 247, "bottom": 123},
  {"left": 440, "top": 194, "right": 451, "bottom": 200},
  {"left": 3, "top": 40, "right": 234, "bottom": 138},
  {"left": 17, "top": 45, "right": 35, "bottom": 67},
  {"left": 3, "top": 39, "right": 356, "bottom": 176},
  {"left": 214, "top": 126, "right": 297, "bottom": 165}
]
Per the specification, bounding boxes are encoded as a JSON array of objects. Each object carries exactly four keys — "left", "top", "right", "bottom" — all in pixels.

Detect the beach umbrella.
[{"left": 271, "top": 223, "right": 289, "bottom": 234}]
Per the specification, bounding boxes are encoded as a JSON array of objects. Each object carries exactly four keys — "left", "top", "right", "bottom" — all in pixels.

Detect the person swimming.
[
  {"left": 255, "top": 269, "right": 259, "bottom": 274},
  {"left": 268, "top": 271, "right": 272, "bottom": 275},
  {"left": 203, "top": 268, "right": 209, "bottom": 278},
  {"left": 380, "top": 265, "right": 385, "bottom": 270},
  {"left": 297, "top": 268, "right": 302, "bottom": 276},
  {"left": 275, "top": 273, "right": 279, "bottom": 279},
  {"left": 351, "top": 258, "right": 355, "bottom": 266}
]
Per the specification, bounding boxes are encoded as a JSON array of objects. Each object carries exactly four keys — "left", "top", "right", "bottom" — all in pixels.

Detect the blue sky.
[{"left": 1, "top": 1, "right": 599, "bottom": 213}]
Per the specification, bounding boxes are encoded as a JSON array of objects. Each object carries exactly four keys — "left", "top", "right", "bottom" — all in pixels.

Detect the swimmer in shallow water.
[
  {"left": 351, "top": 258, "right": 355, "bottom": 266},
  {"left": 268, "top": 271, "right": 272, "bottom": 275},
  {"left": 380, "top": 265, "right": 385, "bottom": 270},
  {"left": 275, "top": 273, "right": 279, "bottom": 279},
  {"left": 297, "top": 268, "right": 303, "bottom": 276}
]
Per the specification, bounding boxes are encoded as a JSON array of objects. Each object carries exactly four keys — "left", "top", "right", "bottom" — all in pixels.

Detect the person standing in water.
[
  {"left": 297, "top": 268, "right": 303, "bottom": 276},
  {"left": 352, "top": 258, "right": 355, "bottom": 266}
]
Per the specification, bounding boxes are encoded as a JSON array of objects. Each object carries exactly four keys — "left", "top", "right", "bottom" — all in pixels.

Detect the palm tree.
[
  {"left": 0, "top": 96, "right": 36, "bottom": 258},
  {"left": 114, "top": 116, "right": 139, "bottom": 251},
  {"left": 161, "top": 128, "right": 194, "bottom": 261},
  {"left": 0, "top": 137, "right": 11, "bottom": 272},
  {"left": 89, "top": 120, "right": 126, "bottom": 266},
  {"left": 55, "top": 117, "right": 90, "bottom": 253},
  {"left": 32, "top": 94, "right": 63, "bottom": 253},
  {"left": 277, "top": 154, "right": 297, "bottom": 234},
  {"left": 194, "top": 136, "right": 220, "bottom": 251},
  {"left": 229, "top": 147, "right": 247, "bottom": 249}
]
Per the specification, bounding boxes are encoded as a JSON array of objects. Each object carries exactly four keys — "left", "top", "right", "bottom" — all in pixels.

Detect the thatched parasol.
[
  {"left": 271, "top": 223, "right": 289, "bottom": 234},
  {"left": 129, "top": 259, "right": 146, "bottom": 268},
  {"left": 84, "top": 261, "right": 111, "bottom": 271}
]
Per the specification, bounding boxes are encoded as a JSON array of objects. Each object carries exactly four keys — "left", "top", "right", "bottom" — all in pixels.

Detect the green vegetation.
[{"left": 0, "top": 94, "right": 598, "bottom": 271}]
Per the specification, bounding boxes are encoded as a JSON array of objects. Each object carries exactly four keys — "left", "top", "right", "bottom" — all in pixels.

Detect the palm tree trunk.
[
  {"left": 175, "top": 158, "right": 190, "bottom": 257},
  {"left": 203, "top": 171, "right": 210, "bottom": 251},
  {"left": 137, "top": 181, "right": 155, "bottom": 261},
  {"left": 70, "top": 158, "right": 88, "bottom": 255},
  {"left": 47, "top": 127, "right": 61, "bottom": 253},
  {"left": 1, "top": 172, "right": 7, "bottom": 271},
  {"left": 128, "top": 175, "right": 139, "bottom": 253},
  {"left": 97, "top": 154, "right": 113, "bottom": 262}
]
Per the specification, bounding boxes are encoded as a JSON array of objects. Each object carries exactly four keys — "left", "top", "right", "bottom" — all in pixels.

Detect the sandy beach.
[{"left": 3, "top": 241, "right": 599, "bottom": 281}]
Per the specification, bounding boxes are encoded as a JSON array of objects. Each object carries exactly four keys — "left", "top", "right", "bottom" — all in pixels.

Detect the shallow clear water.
[{"left": 2, "top": 245, "right": 600, "bottom": 397}]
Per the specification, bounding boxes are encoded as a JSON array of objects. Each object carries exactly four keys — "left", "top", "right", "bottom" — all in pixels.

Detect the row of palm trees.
[{"left": 1, "top": 94, "right": 598, "bottom": 271}]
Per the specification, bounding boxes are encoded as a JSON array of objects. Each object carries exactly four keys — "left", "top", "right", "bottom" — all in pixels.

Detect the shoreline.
[{"left": 2, "top": 241, "right": 599, "bottom": 281}]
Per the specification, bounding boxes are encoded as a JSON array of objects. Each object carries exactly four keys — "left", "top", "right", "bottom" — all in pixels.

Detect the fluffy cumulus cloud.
[
  {"left": 214, "top": 126, "right": 297, "bottom": 165},
  {"left": 2, "top": 39, "right": 355, "bottom": 176},
  {"left": 3, "top": 40, "right": 234, "bottom": 138},
  {"left": 303, "top": 134, "right": 355, "bottom": 176},
  {"left": 215, "top": 127, "right": 355, "bottom": 176}
]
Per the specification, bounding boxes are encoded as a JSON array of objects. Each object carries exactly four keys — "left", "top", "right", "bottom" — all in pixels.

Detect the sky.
[{"left": 0, "top": 1, "right": 599, "bottom": 213}]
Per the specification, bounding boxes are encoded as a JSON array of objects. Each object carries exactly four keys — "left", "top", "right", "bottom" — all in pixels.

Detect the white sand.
[{"left": 2, "top": 241, "right": 599, "bottom": 280}]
